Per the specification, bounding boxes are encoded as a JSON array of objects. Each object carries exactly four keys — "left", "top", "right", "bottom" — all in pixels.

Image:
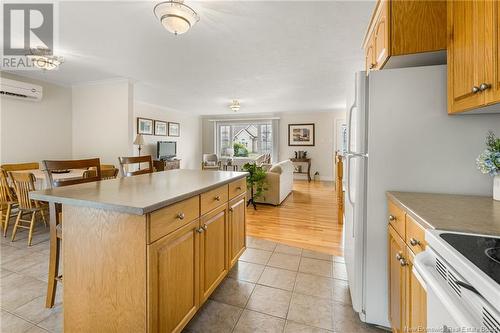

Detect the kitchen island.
[{"left": 31, "top": 169, "right": 248, "bottom": 333}]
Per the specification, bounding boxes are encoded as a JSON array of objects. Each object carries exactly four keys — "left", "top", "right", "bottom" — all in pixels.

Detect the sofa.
[{"left": 254, "top": 160, "right": 294, "bottom": 205}]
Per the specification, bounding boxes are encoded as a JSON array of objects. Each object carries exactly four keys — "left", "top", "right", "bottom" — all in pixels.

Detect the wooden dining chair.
[
  {"left": 42, "top": 158, "right": 101, "bottom": 308},
  {"left": 118, "top": 155, "right": 153, "bottom": 177},
  {"left": 0, "top": 169, "right": 18, "bottom": 237},
  {"left": 83, "top": 167, "right": 118, "bottom": 180},
  {"left": 1, "top": 162, "right": 39, "bottom": 172},
  {"left": 9, "top": 172, "right": 47, "bottom": 246}
]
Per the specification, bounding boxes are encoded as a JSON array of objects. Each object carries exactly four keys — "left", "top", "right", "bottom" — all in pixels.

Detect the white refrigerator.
[{"left": 343, "top": 65, "right": 500, "bottom": 327}]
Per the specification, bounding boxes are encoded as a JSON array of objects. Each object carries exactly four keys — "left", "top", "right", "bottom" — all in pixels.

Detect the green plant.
[
  {"left": 476, "top": 131, "right": 500, "bottom": 176},
  {"left": 233, "top": 142, "right": 249, "bottom": 157},
  {"left": 242, "top": 163, "right": 267, "bottom": 199}
]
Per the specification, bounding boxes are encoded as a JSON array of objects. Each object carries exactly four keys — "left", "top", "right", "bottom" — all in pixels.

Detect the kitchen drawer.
[
  {"left": 228, "top": 178, "right": 246, "bottom": 199},
  {"left": 201, "top": 184, "right": 228, "bottom": 215},
  {"left": 405, "top": 215, "right": 426, "bottom": 254},
  {"left": 149, "top": 196, "right": 200, "bottom": 243},
  {"left": 388, "top": 200, "right": 405, "bottom": 239}
]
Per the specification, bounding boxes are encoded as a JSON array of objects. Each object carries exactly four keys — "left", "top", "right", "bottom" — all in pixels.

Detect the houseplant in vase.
[
  {"left": 242, "top": 162, "right": 267, "bottom": 210},
  {"left": 476, "top": 131, "right": 500, "bottom": 200}
]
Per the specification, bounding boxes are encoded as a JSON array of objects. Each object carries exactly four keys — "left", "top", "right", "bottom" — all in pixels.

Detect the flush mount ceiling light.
[
  {"left": 27, "top": 47, "right": 64, "bottom": 70},
  {"left": 154, "top": 0, "right": 200, "bottom": 35},
  {"left": 230, "top": 100, "right": 241, "bottom": 112}
]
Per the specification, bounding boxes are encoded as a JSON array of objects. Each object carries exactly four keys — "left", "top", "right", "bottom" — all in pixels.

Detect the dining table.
[{"left": 25, "top": 169, "right": 86, "bottom": 190}]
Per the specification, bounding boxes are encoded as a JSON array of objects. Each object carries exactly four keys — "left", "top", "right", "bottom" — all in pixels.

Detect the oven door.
[{"left": 414, "top": 249, "right": 477, "bottom": 331}]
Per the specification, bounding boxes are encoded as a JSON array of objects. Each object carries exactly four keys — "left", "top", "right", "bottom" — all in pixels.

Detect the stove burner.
[{"left": 485, "top": 247, "right": 500, "bottom": 264}]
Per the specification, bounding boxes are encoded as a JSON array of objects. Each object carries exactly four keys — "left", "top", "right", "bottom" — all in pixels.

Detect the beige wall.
[
  {"left": 72, "top": 80, "right": 134, "bottom": 165},
  {"left": 0, "top": 72, "right": 72, "bottom": 164},
  {"left": 134, "top": 101, "right": 202, "bottom": 169},
  {"left": 278, "top": 111, "right": 345, "bottom": 181}
]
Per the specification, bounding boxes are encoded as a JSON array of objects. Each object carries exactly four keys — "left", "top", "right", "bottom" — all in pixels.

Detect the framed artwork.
[
  {"left": 154, "top": 120, "right": 168, "bottom": 136},
  {"left": 168, "top": 122, "right": 180, "bottom": 137},
  {"left": 288, "top": 123, "right": 315, "bottom": 146},
  {"left": 137, "top": 117, "right": 154, "bottom": 135}
]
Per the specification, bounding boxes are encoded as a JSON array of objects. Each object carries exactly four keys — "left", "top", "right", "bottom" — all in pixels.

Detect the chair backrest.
[
  {"left": 118, "top": 155, "right": 153, "bottom": 177},
  {"left": 9, "top": 172, "right": 36, "bottom": 210},
  {"left": 203, "top": 154, "right": 218, "bottom": 164},
  {"left": 84, "top": 167, "right": 118, "bottom": 180},
  {"left": 0, "top": 169, "right": 14, "bottom": 204},
  {"left": 100, "top": 164, "right": 116, "bottom": 170},
  {"left": 42, "top": 158, "right": 101, "bottom": 188},
  {"left": 1, "top": 162, "right": 39, "bottom": 172}
]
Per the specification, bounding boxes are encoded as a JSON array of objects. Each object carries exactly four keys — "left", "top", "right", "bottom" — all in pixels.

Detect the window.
[{"left": 216, "top": 121, "right": 273, "bottom": 159}]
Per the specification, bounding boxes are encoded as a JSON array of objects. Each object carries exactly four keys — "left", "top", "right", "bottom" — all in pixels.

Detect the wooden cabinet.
[
  {"left": 405, "top": 251, "right": 427, "bottom": 333},
  {"left": 448, "top": 0, "right": 500, "bottom": 113},
  {"left": 373, "top": 0, "right": 390, "bottom": 70},
  {"left": 153, "top": 159, "right": 181, "bottom": 171},
  {"left": 199, "top": 203, "right": 228, "bottom": 303},
  {"left": 228, "top": 194, "right": 246, "bottom": 268},
  {"left": 363, "top": 0, "right": 446, "bottom": 73},
  {"left": 387, "top": 198, "right": 427, "bottom": 333},
  {"left": 148, "top": 219, "right": 200, "bottom": 333},
  {"left": 388, "top": 225, "right": 406, "bottom": 333}
]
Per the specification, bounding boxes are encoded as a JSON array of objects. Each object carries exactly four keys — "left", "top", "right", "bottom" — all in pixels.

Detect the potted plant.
[
  {"left": 476, "top": 131, "right": 500, "bottom": 201},
  {"left": 242, "top": 162, "right": 267, "bottom": 209}
]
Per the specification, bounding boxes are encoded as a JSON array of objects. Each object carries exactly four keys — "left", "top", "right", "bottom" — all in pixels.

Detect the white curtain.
[{"left": 271, "top": 119, "right": 280, "bottom": 163}]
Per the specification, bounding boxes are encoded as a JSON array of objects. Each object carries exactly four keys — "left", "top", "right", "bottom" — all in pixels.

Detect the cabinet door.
[
  {"left": 405, "top": 251, "right": 427, "bottom": 333},
  {"left": 373, "top": 0, "right": 390, "bottom": 70},
  {"left": 200, "top": 204, "right": 228, "bottom": 303},
  {"left": 228, "top": 194, "right": 246, "bottom": 268},
  {"left": 388, "top": 225, "right": 406, "bottom": 333},
  {"left": 365, "top": 34, "right": 376, "bottom": 73},
  {"left": 148, "top": 219, "right": 200, "bottom": 333},
  {"left": 448, "top": 0, "right": 486, "bottom": 113},
  {"left": 485, "top": 0, "right": 500, "bottom": 105}
]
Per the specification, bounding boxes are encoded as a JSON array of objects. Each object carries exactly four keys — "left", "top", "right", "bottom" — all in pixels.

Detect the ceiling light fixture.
[
  {"left": 230, "top": 100, "right": 241, "bottom": 112},
  {"left": 154, "top": 0, "right": 200, "bottom": 35},
  {"left": 27, "top": 47, "right": 64, "bottom": 70}
]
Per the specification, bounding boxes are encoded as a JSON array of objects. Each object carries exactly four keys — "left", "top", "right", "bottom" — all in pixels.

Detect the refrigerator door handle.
[{"left": 346, "top": 103, "right": 356, "bottom": 152}]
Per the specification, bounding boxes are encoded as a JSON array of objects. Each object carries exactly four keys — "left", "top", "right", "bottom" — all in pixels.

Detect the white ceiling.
[{"left": 11, "top": 1, "right": 374, "bottom": 114}]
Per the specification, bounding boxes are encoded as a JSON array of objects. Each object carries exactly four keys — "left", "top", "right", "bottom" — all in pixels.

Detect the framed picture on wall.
[
  {"left": 154, "top": 120, "right": 168, "bottom": 136},
  {"left": 137, "top": 117, "right": 154, "bottom": 135},
  {"left": 288, "top": 123, "right": 315, "bottom": 146},
  {"left": 168, "top": 122, "right": 180, "bottom": 137}
]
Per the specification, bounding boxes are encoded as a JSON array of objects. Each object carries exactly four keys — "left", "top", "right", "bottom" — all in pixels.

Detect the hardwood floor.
[{"left": 247, "top": 180, "right": 344, "bottom": 256}]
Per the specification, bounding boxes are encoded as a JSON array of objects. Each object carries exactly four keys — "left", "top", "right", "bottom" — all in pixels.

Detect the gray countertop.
[
  {"left": 30, "top": 169, "right": 248, "bottom": 215},
  {"left": 387, "top": 191, "right": 500, "bottom": 236}
]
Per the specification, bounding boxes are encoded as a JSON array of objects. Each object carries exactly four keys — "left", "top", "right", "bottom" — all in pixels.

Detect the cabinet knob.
[
  {"left": 236, "top": 186, "right": 242, "bottom": 190},
  {"left": 399, "top": 258, "right": 408, "bottom": 267},
  {"left": 409, "top": 238, "right": 420, "bottom": 246},
  {"left": 472, "top": 86, "right": 480, "bottom": 94},
  {"left": 395, "top": 252, "right": 403, "bottom": 261},
  {"left": 196, "top": 228, "right": 204, "bottom": 234},
  {"left": 202, "top": 224, "right": 208, "bottom": 231},
  {"left": 229, "top": 207, "right": 234, "bottom": 212},
  {"left": 479, "top": 83, "right": 492, "bottom": 91},
  {"left": 388, "top": 215, "right": 396, "bottom": 222},
  {"left": 214, "top": 195, "right": 221, "bottom": 201},
  {"left": 177, "top": 212, "right": 185, "bottom": 220}
]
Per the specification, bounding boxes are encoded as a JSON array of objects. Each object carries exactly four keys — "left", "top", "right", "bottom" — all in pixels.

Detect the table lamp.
[{"left": 133, "top": 134, "right": 145, "bottom": 156}]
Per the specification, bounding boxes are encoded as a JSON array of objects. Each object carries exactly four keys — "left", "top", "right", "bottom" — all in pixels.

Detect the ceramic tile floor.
[
  {"left": 184, "top": 237, "right": 386, "bottom": 333},
  {"left": 0, "top": 227, "right": 386, "bottom": 333}
]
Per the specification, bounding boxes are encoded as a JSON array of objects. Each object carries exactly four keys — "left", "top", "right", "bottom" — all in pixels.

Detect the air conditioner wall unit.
[{"left": 0, "top": 78, "right": 43, "bottom": 101}]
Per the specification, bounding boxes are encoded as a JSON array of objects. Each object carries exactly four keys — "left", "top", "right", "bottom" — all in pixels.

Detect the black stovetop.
[{"left": 440, "top": 233, "right": 500, "bottom": 285}]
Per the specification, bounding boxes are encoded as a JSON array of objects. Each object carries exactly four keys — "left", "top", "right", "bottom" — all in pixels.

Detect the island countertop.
[
  {"left": 30, "top": 169, "right": 248, "bottom": 215},
  {"left": 387, "top": 191, "right": 500, "bottom": 236}
]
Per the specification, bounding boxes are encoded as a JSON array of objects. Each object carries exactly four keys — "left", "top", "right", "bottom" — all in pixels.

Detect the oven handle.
[{"left": 414, "top": 251, "right": 477, "bottom": 329}]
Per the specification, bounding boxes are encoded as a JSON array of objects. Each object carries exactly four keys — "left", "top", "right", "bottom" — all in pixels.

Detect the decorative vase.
[{"left": 494, "top": 175, "right": 500, "bottom": 201}]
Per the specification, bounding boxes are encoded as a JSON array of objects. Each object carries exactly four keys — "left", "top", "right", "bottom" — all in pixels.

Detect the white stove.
[{"left": 414, "top": 230, "right": 500, "bottom": 332}]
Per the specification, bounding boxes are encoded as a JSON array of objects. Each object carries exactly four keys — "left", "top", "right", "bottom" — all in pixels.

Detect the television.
[{"left": 157, "top": 141, "right": 176, "bottom": 160}]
